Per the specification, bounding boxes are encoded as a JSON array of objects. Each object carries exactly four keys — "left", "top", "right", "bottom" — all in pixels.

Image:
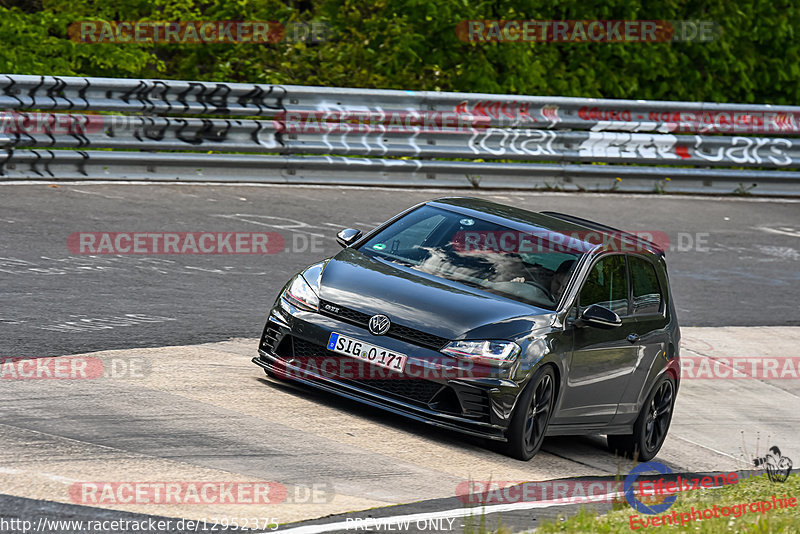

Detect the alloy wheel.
[
  {"left": 524, "top": 373, "right": 553, "bottom": 451},
  {"left": 644, "top": 379, "right": 674, "bottom": 452}
]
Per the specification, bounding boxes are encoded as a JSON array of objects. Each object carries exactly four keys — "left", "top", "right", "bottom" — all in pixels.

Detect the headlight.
[
  {"left": 441, "top": 340, "right": 520, "bottom": 367},
  {"left": 282, "top": 275, "right": 319, "bottom": 311}
]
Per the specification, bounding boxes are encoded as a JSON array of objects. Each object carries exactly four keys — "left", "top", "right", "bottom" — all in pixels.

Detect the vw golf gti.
[{"left": 253, "top": 198, "right": 680, "bottom": 461}]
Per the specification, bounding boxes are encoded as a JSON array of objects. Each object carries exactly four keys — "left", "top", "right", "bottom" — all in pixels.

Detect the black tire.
[
  {"left": 608, "top": 374, "right": 675, "bottom": 461},
  {"left": 503, "top": 366, "right": 556, "bottom": 461}
]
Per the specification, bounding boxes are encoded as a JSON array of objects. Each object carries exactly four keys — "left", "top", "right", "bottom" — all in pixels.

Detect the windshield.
[{"left": 359, "top": 205, "right": 582, "bottom": 309}]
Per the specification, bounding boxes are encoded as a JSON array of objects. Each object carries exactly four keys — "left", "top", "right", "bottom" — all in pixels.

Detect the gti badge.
[{"left": 368, "top": 314, "right": 391, "bottom": 335}]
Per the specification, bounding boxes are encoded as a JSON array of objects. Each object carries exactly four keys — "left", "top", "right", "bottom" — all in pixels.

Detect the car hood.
[{"left": 316, "top": 248, "right": 554, "bottom": 341}]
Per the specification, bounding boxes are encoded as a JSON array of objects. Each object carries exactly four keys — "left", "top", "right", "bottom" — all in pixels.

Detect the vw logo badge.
[{"left": 368, "top": 314, "right": 391, "bottom": 336}]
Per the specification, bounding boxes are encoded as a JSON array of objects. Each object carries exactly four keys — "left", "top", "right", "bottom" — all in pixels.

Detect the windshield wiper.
[{"left": 372, "top": 253, "right": 414, "bottom": 268}]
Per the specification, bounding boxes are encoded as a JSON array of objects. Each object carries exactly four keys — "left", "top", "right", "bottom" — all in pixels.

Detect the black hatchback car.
[{"left": 253, "top": 198, "right": 680, "bottom": 461}]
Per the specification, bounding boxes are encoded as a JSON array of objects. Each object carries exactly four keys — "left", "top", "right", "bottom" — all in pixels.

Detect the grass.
[{"left": 530, "top": 472, "right": 800, "bottom": 533}]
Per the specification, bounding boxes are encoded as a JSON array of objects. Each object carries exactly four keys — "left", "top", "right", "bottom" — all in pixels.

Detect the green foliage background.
[{"left": 1, "top": 0, "right": 798, "bottom": 103}]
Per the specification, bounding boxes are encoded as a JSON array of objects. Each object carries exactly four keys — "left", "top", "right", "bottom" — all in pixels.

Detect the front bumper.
[{"left": 252, "top": 301, "right": 520, "bottom": 441}]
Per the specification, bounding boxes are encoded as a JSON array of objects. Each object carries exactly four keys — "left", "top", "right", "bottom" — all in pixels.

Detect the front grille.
[
  {"left": 348, "top": 377, "right": 444, "bottom": 404},
  {"left": 291, "top": 336, "right": 329, "bottom": 359},
  {"left": 328, "top": 304, "right": 371, "bottom": 325},
  {"left": 283, "top": 335, "right": 444, "bottom": 405},
  {"left": 319, "top": 300, "right": 449, "bottom": 350},
  {"left": 388, "top": 323, "right": 450, "bottom": 351}
]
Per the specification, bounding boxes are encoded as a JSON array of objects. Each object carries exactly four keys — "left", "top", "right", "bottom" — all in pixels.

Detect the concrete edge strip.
[
  {"left": 268, "top": 491, "right": 628, "bottom": 534},
  {"left": 270, "top": 467, "right": 798, "bottom": 534}
]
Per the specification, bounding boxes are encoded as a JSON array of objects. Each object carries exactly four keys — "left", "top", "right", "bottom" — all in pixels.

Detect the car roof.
[{"left": 426, "top": 197, "right": 664, "bottom": 257}]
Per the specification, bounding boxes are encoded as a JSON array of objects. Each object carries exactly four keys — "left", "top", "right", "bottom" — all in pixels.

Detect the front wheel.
[
  {"left": 503, "top": 366, "right": 556, "bottom": 461},
  {"left": 608, "top": 374, "right": 675, "bottom": 461}
]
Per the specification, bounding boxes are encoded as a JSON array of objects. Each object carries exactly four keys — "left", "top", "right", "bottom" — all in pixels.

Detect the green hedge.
[{"left": 1, "top": 0, "right": 798, "bottom": 104}]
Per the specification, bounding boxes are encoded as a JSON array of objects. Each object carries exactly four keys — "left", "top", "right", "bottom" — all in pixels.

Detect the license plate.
[{"left": 327, "top": 332, "right": 407, "bottom": 373}]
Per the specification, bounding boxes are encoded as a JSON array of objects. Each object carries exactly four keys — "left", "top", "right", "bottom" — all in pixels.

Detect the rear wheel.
[
  {"left": 608, "top": 375, "right": 675, "bottom": 461},
  {"left": 503, "top": 366, "right": 556, "bottom": 461}
]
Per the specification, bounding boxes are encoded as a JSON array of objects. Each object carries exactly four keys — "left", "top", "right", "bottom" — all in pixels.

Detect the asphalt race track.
[
  {"left": 2, "top": 184, "right": 799, "bottom": 358},
  {"left": 1, "top": 183, "right": 799, "bottom": 533}
]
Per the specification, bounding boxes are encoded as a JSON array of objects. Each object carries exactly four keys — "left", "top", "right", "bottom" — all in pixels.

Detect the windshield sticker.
[
  {"left": 460, "top": 218, "right": 475, "bottom": 226},
  {"left": 372, "top": 243, "right": 387, "bottom": 250}
]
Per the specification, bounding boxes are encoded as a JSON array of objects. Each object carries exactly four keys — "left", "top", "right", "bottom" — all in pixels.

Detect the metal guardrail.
[
  {"left": 5, "top": 150, "right": 798, "bottom": 195},
  {"left": 1, "top": 75, "right": 799, "bottom": 195},
  {"left": 2, "top": 112, "right": 800, "bottom": 167}
]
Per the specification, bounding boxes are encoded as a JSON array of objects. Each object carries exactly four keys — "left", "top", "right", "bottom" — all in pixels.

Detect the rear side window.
[
  {"left": 629, "top": 256, "right": 663, "bottom": 315},
  {"left": 579, "top": 255, "right": 628, "bottom": 316}
]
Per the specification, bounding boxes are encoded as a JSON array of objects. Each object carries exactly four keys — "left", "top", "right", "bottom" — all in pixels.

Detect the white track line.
[
  {"left": 673, "top": 435, "right": 748, "bottom": 464},
  {"left": 268, "top": 491, "right": 626, "bottom": 534}
]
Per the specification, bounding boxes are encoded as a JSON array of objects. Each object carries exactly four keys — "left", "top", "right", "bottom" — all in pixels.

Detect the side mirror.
[
  {"left": 576, "top": 304, "right": 622, "bottom": 329},
  {"left": 336, "top": 228, "right": 362, "bottom": 248}
]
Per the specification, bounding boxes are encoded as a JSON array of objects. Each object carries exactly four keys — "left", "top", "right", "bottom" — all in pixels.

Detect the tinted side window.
[
  {"left": 579, "top": 255, "right": 628, "bottom": 316},
  {"left": 629, "top": 256, "right": 663, "bottom": 315}
]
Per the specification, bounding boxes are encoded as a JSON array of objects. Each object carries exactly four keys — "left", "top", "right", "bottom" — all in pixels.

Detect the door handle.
[{"left": 626, "top": 333, "right": 640, "bottom": 344}]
